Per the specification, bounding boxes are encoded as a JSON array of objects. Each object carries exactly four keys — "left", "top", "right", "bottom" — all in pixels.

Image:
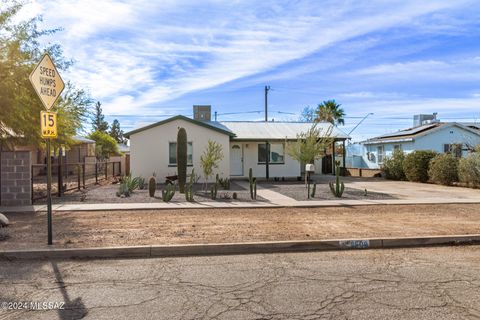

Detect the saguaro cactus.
[
  {"left": 185, "top": 169, "right": 195, "bottom": 202},
  {"left": 329, "top": 161, "right": 345, "bottom": 197},
  {"left": 249, "top": 168, "right": 257, "bottom": 200},
  {"left": 177, "top": 127, "right": 187, "bottom": 193}
]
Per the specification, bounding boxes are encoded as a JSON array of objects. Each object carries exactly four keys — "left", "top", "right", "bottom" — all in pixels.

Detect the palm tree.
[{"left": 315, "top": 100, "right": 345, "bottom": 125}]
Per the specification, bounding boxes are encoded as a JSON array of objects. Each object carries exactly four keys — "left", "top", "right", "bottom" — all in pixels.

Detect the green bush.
[
  {"left": 403, "top": 150, "right": 437, "bottom": 183},
  {"left": 428, "top": 154, "right": 458, "bottom": 185},
  {"left": 458, "top": 153, "right": 480, "bottom": 187},
  {"left": 382, "top": 149, "right": 406, "bottom": 180}
]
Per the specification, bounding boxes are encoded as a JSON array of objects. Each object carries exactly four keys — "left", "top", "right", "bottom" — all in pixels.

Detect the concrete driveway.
[{"left": 316, "top": 175, "right": 480, "bottom": 201}]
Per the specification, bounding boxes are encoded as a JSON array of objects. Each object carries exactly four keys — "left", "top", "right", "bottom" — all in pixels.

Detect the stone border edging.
[{"left": 1, "top": 234, "right": 479, "bottom": 260}]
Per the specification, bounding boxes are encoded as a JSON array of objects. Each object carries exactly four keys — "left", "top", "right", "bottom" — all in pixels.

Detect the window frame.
[
  {"left": 258, "top": 142, "right": 285, "bottom": 165},
  {"left": 377, "top": 145, "right": 385, "bottom": 164},
  {"left": 444, "top": 143, "right": 462, "bottom": 158},
  {"left": 168, "top": 141, "right": 193, "bottom": 166}
]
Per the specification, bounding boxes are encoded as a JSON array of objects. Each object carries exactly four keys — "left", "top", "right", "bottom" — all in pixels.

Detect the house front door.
[{"left": 230, "top": 144, "right": 243, "bottom": 176}]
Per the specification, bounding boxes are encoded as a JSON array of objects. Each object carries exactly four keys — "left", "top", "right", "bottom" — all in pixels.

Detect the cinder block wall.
[{"left": 1, "top": 151, "right": 32, "bottom": 206}]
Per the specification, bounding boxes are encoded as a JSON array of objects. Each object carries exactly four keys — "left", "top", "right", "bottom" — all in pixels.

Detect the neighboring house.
[
  {"left": 65, "top": 136, "right": 96, "bottom": 163},
  {"left": 125, "top": 107, "right": 349, "bottom": 181},
  {"left": 1, "top": 132, "right": 95, "bottom": 166},
  {"left": 359, "top": 120, "right": 480, "bottom": 169},
  {"left": 117, "top": 143, "right": 130, "bottom": 155}
]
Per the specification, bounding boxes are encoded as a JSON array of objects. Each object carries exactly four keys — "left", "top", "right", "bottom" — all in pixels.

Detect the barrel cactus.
[{"left": 148, "top": 176, "right": 156, "bottom": 197}]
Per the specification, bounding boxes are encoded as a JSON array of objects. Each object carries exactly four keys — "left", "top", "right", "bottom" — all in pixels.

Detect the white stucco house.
[
  {"left": 124, "top": 114, "right": 349, "bottom": 182},
  {"left": 356, "top": 121, "right": 480, "bottom": 169}
]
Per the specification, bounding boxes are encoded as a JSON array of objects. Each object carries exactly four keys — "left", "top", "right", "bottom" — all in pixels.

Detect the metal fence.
[{"left": 31, "top": 161, "right": 121, "bottom": 202}]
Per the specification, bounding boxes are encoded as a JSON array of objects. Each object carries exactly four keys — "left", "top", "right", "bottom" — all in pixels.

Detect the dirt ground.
[{"left": 1, "top": 204, "right": 479, "bottom": 250}]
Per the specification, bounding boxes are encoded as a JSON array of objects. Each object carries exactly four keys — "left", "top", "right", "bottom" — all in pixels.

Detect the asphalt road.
[{"left": 0, "top": 246, "right": 479, "bottom": 320}]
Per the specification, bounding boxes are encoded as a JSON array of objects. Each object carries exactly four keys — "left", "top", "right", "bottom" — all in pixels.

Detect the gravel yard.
[
  {"left": 36, "top": 180, "right": 265, "bottom": 204},
  {"left": 1, "top": 204, "right": 479, "bottom": 250}
]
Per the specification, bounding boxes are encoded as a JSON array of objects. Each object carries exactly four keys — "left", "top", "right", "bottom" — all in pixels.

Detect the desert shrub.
[
  {"left": 117, "top": 175, "right": 141, "bottom": 197},
  {"left": 458, "top": 153, "right": 480, "bottom": 187},
  {"left": 428, "top": 153, "right": 458, "bottom": 185},
  {"left": 403, "top": 150, "right": 437, "bottom": 183},
  {"left": 382, "top": 149, "right": 406, "bottom": 180}
]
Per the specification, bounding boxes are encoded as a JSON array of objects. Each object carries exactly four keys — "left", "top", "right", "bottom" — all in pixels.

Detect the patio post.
[
  {"left": 331, "top": 140, "right": 336, "bottom": 175},
  {"left": 265, "top": 141, "right": 270, "bottom": 180},
  {"left": 342, "top": 140, "right": 346, "bottom": 176}
]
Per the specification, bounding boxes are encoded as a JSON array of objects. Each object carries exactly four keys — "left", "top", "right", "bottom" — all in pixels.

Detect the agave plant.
[{"left": 117, "top": 175, "right": 141, "bottom": 197}]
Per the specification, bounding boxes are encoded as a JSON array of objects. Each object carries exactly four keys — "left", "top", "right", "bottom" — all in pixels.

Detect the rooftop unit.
[{"left": 413, "top": 113, "right": 438, "bottom": 127}]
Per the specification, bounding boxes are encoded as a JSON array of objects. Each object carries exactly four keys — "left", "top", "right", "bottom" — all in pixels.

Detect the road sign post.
[{"left": 29, "top": 53, "right": 65, "bottom": 245}]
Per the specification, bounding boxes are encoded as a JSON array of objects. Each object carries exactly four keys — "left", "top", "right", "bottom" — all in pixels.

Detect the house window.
[
  {"left": 444, "top": 144, "right": 462, "bottom": 158},
  {"left": 377, "top": 145, "right": 385, "bottom": 164},
  {"left": 169, "top": 142, "right": 193, "bottom": 165},
  {"left": 258, "top": 143, "right": 285, "bottom": 164},
  {"left": 393, "top": 144, "right": 402, "bottom": 152}
]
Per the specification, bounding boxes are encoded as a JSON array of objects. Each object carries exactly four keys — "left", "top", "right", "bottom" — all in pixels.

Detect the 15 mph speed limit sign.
[{"left": 40, "top": 111, "right": 57, "bottom": 138}]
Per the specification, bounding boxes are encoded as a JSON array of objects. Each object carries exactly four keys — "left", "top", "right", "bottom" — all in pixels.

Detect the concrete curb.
[
  {"left": 2, "top": 199, "right": 480, "bottom": 213},
  {"left": 1, "top": 234, "right": 479, "bottom": 260}
]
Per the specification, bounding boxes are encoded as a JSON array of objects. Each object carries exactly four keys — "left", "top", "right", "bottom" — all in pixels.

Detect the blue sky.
[{"left": 18, "top": 0, "right": 480, "bottom": 141}]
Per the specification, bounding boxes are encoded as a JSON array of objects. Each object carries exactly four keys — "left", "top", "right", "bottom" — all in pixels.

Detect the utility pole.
[
  {"left": 264, "top": 85, "right": 271, "bottom": 180},
  {"left": 264, "top": 85, "right": 270, "bottom": 122}
]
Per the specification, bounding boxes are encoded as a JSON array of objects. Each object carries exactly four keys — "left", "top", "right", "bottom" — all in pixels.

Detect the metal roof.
[
  {"left": 214, "top": 121, "right": 349, "bottom": 140},
  {"left": 73, "top": 136, "right": 95, "bottom": 144},
  {"left": 363, "top": 122, "right": 480, "bottom": 144},
  {"left": 124, "top": 115, "right": 235, "bottom": 138},
  {"left": 126, "top": 116, "right": 350, "bottom": 140}
]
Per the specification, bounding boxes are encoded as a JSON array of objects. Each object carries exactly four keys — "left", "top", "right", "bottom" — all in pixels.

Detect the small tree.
[
  {"left": 299, "top": 106, "right": 316, "bottom": 122},
  {"left": 89, "top": 131, "right": 119, "bottom": 160},
  {"left": 200, "top": 140, "right": 224, "bottom": 190},
  {"left": 286, "top": 124, "right": 333, "bottom": 181}
]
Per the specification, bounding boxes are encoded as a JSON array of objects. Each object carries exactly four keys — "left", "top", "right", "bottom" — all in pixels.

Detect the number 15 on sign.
[{"left": 41, "top": 111, "right": 57, "bottom": 139}]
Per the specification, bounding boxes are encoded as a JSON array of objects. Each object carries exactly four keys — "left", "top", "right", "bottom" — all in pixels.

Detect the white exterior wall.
[
  {"left": 361, "top": 125, "right": 480, "bottom": 169},
  {"left": 229, "top": 141, "right": 302, "bottom": 178},
  {"left": 130, "top": 119, "right": 230, "bottom": 182}
]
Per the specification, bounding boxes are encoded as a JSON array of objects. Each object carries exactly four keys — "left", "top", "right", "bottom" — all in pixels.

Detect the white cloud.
[{"left": 18, "top": 0, "right": 475, "bottom": 116}]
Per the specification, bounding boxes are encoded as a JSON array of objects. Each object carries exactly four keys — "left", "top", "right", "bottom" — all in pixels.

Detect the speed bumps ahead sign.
[
  {"left": 29, "top": 53, "right": 65, "bottom": 111},
  {"left": 40, "top": 111, "right": 57, "bottom": 138}
]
